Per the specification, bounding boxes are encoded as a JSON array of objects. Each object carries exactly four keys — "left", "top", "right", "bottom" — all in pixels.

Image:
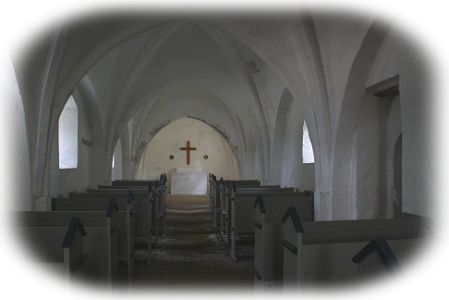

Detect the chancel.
[{"left": 2, "top": 3, "right": 442, "bottom": 299}]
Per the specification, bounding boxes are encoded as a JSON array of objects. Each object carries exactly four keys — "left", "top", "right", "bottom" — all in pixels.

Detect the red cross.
[{"left": 180, "top": 141, "right": 197, "bottom": 165}]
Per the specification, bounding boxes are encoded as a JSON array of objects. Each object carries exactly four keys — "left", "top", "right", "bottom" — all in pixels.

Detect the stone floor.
[{"left": 117, "top": 194, "right": 255, "bottom": 295}]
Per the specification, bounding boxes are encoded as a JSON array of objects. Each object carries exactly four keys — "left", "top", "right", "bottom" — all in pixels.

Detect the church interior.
[{"left": 1, "top": 3, "right": 447, "bottom": 300}]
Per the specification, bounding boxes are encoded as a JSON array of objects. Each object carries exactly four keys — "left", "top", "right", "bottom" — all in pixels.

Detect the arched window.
[
  {"left": 59, "top": 96, "right": 78, "bottom": 169},
  {"left": 302, "top": 120, "right": 314, "bottom": 164}
]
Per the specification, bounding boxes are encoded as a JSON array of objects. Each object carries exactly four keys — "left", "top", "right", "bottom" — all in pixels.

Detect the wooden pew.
[
  {"left": 208, "top": 174, "right": 260, "bottom": 225},
  {"left": 252, "top": 205, "right": 423, "bottom": 291},
  {"left": 229, "top": 186, "right": 314, "bottom": 260},
  {"left": 17, "top": 194, "right": 135, "bottom": 286},
  {"left": 112, "top": 179, "right": 159, "bottom": 187},
  {"left": 276, "top": 207, "right": 449, "bottom": 300},
  {"left": 208, "top": 173, "right": 214, "bottom": 209},
  {"left": 212, "top": 177, "right": 279, "bottom": 234},
  {"left": 221, "top": 180, "right": 279, "bottom": 241},
  {"left": 211, "top": 175, "right": 220, "bottom": 226},
  {"left": 352, "top": 238, "right": 412, "bottom": 300},
  {"left": 301, "top": 237, "right": 449, "bottom": 300},
  {"left": 99, "top": 178, "right": 167, "bottom": 223},
  {"left": 218, "top": 179, "right": 267, "bottom": 235},
  {"left": 14, "top": 199, "right": 121, "bottom": 289},
  {"left": 88, "top": 181, "right": 167, "bottom": 244},
  {"left": 0, "top": 218, "right": 87, "bottom": 300},
  {"left": 70, "top": 186, "right": 154, "bottom": 236},
  {"left": 109, "top": 173, "right": 167, "bottom": 187},
  {"left": 54, "top": 191, "right": 153, "bottom": 265}
]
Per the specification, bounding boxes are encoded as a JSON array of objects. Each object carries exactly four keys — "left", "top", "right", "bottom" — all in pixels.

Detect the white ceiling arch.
[
  {"left": 127, "top": 84, "right": 249, "bottom": 178},
  {"left": 78, "top": 18, "right": 293, "bottom": 181}
]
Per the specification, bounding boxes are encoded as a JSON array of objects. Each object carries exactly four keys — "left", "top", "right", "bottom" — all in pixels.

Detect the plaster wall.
[
  {"left": 272, "top": 94, "right": 315, "bottom": 191},
  {"left": 254, "top": 145, "right": 263, "bottom": 184},
  {"left": 243, "top": 133, "right": 258, "bottom": 180},
  {"left": 386, "top": 95, "right": 402, "bottom": 218},
  {"left": 313, "top": 13, "right": 374, "bottom": 131},
  {"left": 353, "top": 94, "right": 389, "bottom": 219},
  {"left": 112, "top": 139, "right": 123, "bottom": 181},
  {"left": 367, "top": 28, "right": 433, "bottom": 218},
  {"left": 120, "top": 125, "right": 132, "bottom": 180},
  {"left": 3, "top": 52, "right": 32, "bottom": 210},
  {"left": 130, "top": 86, "right": 245, "bottom": 178},
  {"left": 0, "top": 121, "right": 9, "bottom": 211},
  {"left": 351, "top": 92, "right": 402, "bottom": 220},
  {"left": 268, "top": 88, "right": 293, "bottom": 185},
  {"left": 136, "top": 118, "right": 240, "bottom": 193}
]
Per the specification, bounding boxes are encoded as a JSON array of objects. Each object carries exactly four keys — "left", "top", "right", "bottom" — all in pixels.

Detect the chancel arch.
[
  {"left": 136, "top": 117, "right": 240, "bottom": 193},
  {"left": 125, "top": 85, "right": 249, "bottom": 180}
]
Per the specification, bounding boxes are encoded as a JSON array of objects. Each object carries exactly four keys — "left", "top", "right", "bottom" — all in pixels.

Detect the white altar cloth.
[{"left": 171, "top": 172, "right": 207, "bottom": 195}]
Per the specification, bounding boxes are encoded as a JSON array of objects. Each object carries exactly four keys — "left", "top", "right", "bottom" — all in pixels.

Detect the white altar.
[{"left": 171, "top": 168, "right": 207, "bottom": 195}]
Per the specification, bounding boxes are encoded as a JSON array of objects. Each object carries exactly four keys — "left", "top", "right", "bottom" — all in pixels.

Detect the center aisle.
[
  {"left": 130, "top": 194, "right": 255, "bottom": 293},
  {"left": 135, "top": 195, "right": 254, "bottom": 300}
]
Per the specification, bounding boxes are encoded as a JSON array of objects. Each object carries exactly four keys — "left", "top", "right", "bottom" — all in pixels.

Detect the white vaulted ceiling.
[{"left": 63, "top": 15, "right": 291, "bottom": 181}]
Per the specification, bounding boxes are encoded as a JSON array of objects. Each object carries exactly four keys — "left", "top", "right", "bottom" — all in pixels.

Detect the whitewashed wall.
[
  {"left": 2, "top": 51, "right": 32, "bottom": 211},
  {"left": 111, "top": 138, "right": 122, "bottom": 181},
  {"left": 136, "top": 118, "right": 240, "bottom": 193},
  {"left": 367, "top": 27, "right": 434, "bottom": 218},
  {"left": 352, "top": 94, "right": 389, "bottom": 219},
  {"left": 269, "top": 89, "right": 316, "bottom": 191}
]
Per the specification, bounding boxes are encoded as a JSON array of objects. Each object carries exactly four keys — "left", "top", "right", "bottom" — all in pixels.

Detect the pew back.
[
  {"left": 52, "top": 197, "right": 148, "bottom": 237},
  {"left": 232, "top": 193, "right": 314, "bottom": 233},
  {"left": 254, "top": 207, "right": 424, "bottom": 291},
  {"left": 229, "top": 192, "right": 313, "bottom": 260},
  {"left": 17, "top": 226, "right": 112, "bottom": 286},
  {"left": 85, "top": 189, "right": 149, "bottom": 194},
  {"left": 301, "top": 238, "right": 449, "bottom": 300},
  {"left": 12, "top": 210, "right": 132, "bottom": 264},
  {"left": 0, "top": 218, "right": 87, "bottom": 300},
  {"left": 71, "top": 191, "right": 149, "bottom": 197},
  {"left": 112, "top": 180, "right": 158, "bottom": 187},
  {"left": 225, "top": 180, "right": 260, "bottom": 186},
  {"left": 301, "top": 217, "right": 421, "bottom": 244}
]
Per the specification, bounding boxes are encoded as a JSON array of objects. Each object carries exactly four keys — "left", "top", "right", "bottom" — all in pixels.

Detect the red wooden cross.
[{"left": 180, "top": 141, "right": 197, "bottom": 165}]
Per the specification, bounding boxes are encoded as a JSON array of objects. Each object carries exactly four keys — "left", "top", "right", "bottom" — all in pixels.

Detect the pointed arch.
[
  {"left": 330, "top": 20, "right": 391, "bottom": 220},
  {"left": 2, "top": 50, "right": 33, "bottom": 210},
  {"left": 303, "top": 120, "right": 315, "bottom": 164},
  {"left": 58, "top": 96, "right": 78, "bottom": 169},
  {"left": 269, "top": 88, "right": 294, "bottom": 185}
]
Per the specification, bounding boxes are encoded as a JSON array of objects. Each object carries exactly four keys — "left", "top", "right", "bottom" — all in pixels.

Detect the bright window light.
[
  {"left": 303, "top": 120, "right": 314, "bottom": 164},
  {"left": 59, "top": 96, "right": 78, "bottom": 169}
]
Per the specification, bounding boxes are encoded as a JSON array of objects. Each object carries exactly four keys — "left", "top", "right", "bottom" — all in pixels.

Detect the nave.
[{"left": 117, "top": 194, "right": 254, "bottom": 292}]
